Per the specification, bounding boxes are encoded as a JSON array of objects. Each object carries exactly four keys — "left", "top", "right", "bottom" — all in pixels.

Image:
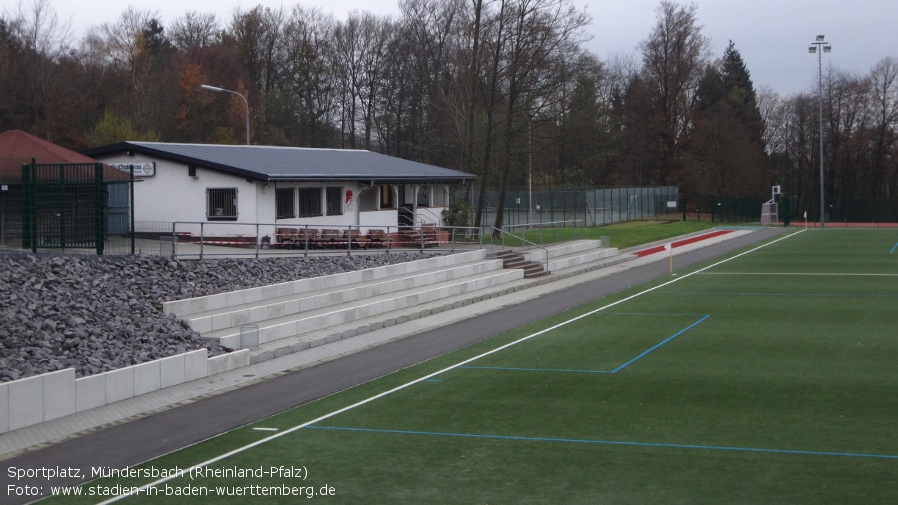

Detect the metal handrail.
[{"left": 489, "top": 226, "right": 551, "bottom": 275}]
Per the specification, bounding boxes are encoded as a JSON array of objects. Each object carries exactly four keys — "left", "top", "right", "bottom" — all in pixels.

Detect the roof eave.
[{"left": 82, "top": 142, "right": 269, "bottom": 182}]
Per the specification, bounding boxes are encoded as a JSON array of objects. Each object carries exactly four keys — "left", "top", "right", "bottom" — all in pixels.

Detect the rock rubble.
[{"left": 0, "top": 252, "right": 434, "bottom": 380}]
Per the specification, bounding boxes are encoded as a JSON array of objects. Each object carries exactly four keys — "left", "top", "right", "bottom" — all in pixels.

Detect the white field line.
[
  {"left": 95, "top": 229, "right": 805, "bottom": 505},
  {"left": 699, "top": 272, "right": 898, "bottom": 277}
]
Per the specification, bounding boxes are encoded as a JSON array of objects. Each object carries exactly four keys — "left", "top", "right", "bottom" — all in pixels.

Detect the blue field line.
[
  {"left": 891, "top": 242, "right": 898, "bottom": 254},
  {"left": 611, "top": 314, "right": 710, "bottom": 373},
  {"left": 303, "top": 425, "right": 898, "bottom": 461},
  {"left": 458, "top": 315, "right": 710, "bottom": 376}
]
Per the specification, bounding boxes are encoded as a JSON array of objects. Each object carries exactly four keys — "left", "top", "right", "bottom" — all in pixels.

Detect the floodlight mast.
[
  {"left": 808, "top": 35, "right": 831, "bottom": 226},
  {"left": 200, "top": 85, "right": 250, "bottom": 145}
]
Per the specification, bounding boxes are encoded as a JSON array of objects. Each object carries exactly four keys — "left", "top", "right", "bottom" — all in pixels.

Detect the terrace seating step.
[
  {"left": 247, "top": 243, "right": 634, "bottom": 363},
  {"left": 201, "top": 266, "right": 524, "bottom": 350},
  {"left": 162, "top": 240, "right": 634, "bottom": 365},
  {"left": 521, "top": 240, "right": 622, "bottom": 273}
]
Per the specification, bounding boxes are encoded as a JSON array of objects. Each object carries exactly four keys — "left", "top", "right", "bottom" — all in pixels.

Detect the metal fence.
[
  {"left": 481, "top": 186, "right": 680, "bottom": 227},
  {"left": 1, "top": 161, "right": 140, "bottom": 255},
  {"left": 135, "top": 221, "right": 587, "bottom": 259},
  {"left": 779, "top": 196, "right": 898, "bottom": 225},
  {"left": 680, "top": 195, "right": 765, "bottom": 223},
  {"left": 21, "top": 162, "right": 107, "bottom": 254}
]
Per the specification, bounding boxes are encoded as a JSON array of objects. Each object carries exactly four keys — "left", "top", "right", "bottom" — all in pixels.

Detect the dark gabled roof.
[
  {"left": 0, "top": 130, "right": 131, "bottom": 183},
  {"left": 82, "top": 142, "right": 475, "bottom": 184}
]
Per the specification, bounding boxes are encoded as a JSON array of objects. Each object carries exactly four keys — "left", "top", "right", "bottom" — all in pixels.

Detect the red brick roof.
[{"left": 0, "top": 130, "right": 130, "bottom": 183}]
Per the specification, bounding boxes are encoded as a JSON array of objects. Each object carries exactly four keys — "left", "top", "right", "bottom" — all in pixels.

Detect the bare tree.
[
  {"left": 332, "top": 12, "right": 393, "bottom": 149},
  {"left": 170, "top": 11, "right": 221, "bottom": 52},
  {"left": 491, "top": 0, "right": 590, "bottom": 231},
  {"left": 230, "top": 6, "right": 287, "bottom": 93},
  {"left": 866, "top": 57, "right": 898, "bottom": 211},
  {"left": 637, "top": 0, "right": 709, "bottom": 184},
  {"left": 94, "top": 6, "right": 175, "bottom": 136},
  {"left": 283, "top": 6, "right": 338, "bottom": 146},
  {"left": 3, "top": 0, "right": 73, "bottom": 139}
]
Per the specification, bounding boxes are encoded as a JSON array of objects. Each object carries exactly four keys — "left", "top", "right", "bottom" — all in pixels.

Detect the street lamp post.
[
  {"left": 200, "top": 84, "right": 250, "bottom": 145},
  {"left": 808, "top": 35, "right": 831, "bottom": 227}
]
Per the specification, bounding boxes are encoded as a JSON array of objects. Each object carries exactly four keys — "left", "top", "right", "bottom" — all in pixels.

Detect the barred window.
[
  {"left": 326, "top": 186, "right": 343, "bottom": 216},
  {"left": 207, "top": 188, "right": 237, "bottom": 220},
  {"left": 297, "top": 187, "right": 322, "bottom": 217},
  {"left": 276, "top": 187, "right": 295, "bottom": 219}
]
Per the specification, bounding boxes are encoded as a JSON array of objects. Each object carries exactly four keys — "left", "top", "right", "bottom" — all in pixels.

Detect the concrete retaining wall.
[
  {"left": 162, "top": 250, "right": 487, "bottom": 318},
  {"left": 0, "top": 348, "right": 249, "bottom": 434}
]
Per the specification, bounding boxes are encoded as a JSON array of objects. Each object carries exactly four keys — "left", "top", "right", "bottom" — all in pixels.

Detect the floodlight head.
[
  {"left": 816, "top": 35, "right": 825, "bottom": 41},
  {"left": 823, "top": 45, "right": 831, "bottom": 53},
  {"left": 809, "top": 46, "right": 817, "bottom": 53}
]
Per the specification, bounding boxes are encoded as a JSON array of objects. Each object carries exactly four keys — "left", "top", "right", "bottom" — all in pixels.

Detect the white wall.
[
  {"left": 94, "top": 152, "right": 454, "bottom": 234},
  {"left": 0, "top": 349, "right": 251, "bottom": 434},
  {"left": 417, "top": 207, "right": 446, "bottom": 226},
  {"left": 97, "top": 154, "right": 248, "bottom": 222},
  {"left": 95, "top": 153, "right": 260, "bottom": 235},
  {"left": 358, "top": 209, "right": 397, "bottom": 231}
]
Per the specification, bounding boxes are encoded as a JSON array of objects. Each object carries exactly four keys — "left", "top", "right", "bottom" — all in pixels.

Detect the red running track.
[{"left": 634, "top": 230, "right": 734, "bottom": 257}]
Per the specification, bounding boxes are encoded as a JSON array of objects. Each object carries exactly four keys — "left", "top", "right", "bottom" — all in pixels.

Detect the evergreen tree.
[
  {"left": 691, "top": 41, "right": 769, "bottom": 197},
  {"left": 720, "top": 40, "right": 764, "bottom": 143}
]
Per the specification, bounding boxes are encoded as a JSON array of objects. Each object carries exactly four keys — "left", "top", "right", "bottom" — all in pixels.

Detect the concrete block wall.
[
  {"left": 162, "top": 250, "right": 487, "bottom": 318},
  {"left": 188, "top": 259, "right": 504, "bottom": 335},
  {"left": 546, "top": 248, "right": 620, "bottom": 272},
  {"left": 0, "top": 348, "right": 250, "bottom": 435},
  {"left": 212, "top": 268, "right": 524, "bottom": 348},
  {"left": 521, "top": 241, "right": 620, "bottom": 272}
]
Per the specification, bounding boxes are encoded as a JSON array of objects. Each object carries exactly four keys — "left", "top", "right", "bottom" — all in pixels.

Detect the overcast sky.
[{"left": 8, "top": 0, "right": 898, "bottom": 96}]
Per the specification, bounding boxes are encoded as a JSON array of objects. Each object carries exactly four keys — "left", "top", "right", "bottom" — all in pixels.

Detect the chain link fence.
[{"left": 480, "top": 186, "right": 681, "bottom": 227}]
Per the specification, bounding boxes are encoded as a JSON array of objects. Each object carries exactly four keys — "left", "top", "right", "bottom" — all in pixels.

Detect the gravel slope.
[{"left": 0, "top": 252, "right": 435, "bottom": 381}]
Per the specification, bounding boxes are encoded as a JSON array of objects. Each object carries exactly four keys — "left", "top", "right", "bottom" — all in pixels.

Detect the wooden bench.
[
  {"left": 343, "top": 229, "right": 370, "bottom": 249},
  {"left": 295, "top": 228, "right": 319, "bottom": 249},
  {"left": 365, "top": 229, "right": 392, "bottom": 248},
  {"left": 316, "top": 229, "right": 347, "bottom": 248},
  {"left": 276, "top": 228, "right": 299, "bottom": 249},
  {"left": 277, "top": 228, "right": 320, "bottom": 249}
]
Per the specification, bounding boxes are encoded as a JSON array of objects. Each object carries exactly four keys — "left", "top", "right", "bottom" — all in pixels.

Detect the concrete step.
[
  {"left": 496, "top": 249, "right": 547, "bottom": 278},
  {"left": 521, "top": 240, "right": 621, "bottom": 273},
  {"left": 522, "top": 264, "right": 548, "bottom": 278},
  {"left": 161, "top": 240, "right": 635, "bottom": 366},
  {"left": 248, "top": 271, "right": 552, "bottom": 364},
  {"left": 181, "top": 259, "right": 505, "bottom": 334},
  {"left": 162, "top": 249, "right": 489, "bottom": 318},
  {"left": 246, "top": 243, "right": 630, "bottom": 364},
  {"left": 202, "top": 267, "right": 525, "bottom": 350}
]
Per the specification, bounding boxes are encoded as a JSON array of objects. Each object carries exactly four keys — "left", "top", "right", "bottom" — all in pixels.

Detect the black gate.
[{"left": 21, "top": 161, "right": 107, "bottom": 254}]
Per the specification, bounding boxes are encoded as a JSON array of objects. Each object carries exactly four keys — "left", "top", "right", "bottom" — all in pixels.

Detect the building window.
[
  {"left": 297, "top": 187, "right": 322, "bottom": 217},
  {"left": 326, "top": 186, "right": 343, "bottom": 216},
  {"left": 432, "top": 186, "right": 447, "bottom": 207},
  {"left": 207, "top": 188, "right": 237, "bottom": 220},
  {"left": 379, "top": 185, "right": 394, "bottom": 209},
  {"left": 276, "top": 187, "right": 295, "bottom": 219}
]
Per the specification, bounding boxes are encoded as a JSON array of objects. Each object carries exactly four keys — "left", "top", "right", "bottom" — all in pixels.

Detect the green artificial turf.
[
  {"left": 480, "top": 219, "right": 718, "bottom": 249},
  {"left": 47, "top": 228, "right": 898, "bottom": 504}
]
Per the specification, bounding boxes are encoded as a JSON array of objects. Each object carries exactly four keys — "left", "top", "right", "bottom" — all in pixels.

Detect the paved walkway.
[{"left": 0, "top": 228, "right": 761, "bottom": 461}]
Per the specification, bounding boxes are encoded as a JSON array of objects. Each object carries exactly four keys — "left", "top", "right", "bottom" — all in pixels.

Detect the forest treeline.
[{"left": 1, "top": 0, "right": 896, "bottom": 224}]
